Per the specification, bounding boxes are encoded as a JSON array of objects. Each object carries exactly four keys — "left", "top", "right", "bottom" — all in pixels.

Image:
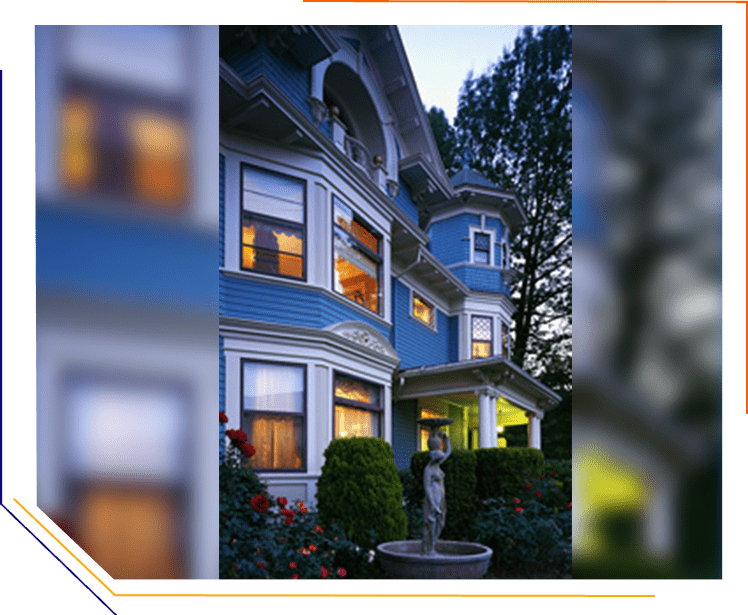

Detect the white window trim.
[
  {"left": 409, "top": 288, "right": 438, "bottom": 332},
  {"left": 470, "top": 313, "right": 494, "bottom": 359},
  {"left": 469, "top": 226, "right": 497, "bottom": 267}
]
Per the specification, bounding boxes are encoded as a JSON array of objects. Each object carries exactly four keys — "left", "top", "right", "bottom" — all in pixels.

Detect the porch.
[{"left": 392, "top": 356, "right": 561, "bottom": 469}]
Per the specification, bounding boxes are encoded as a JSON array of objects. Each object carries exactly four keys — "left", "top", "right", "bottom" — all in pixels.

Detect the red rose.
[
  {"left": 515, "top": 507, "right": 524, "bottom": 513},
  {"left": 280, "top": 537, "right": 286, "bottom": 542},
  {"left": 308, "top": 544, "right": 317, "bottom": 552},
  {"left": 539, "top": 475, "right": 545, "bottom": 480},
  {"left": 315, "top": 525, "right": 323, "bottom": 533},
  {"left": 512, "top": 498, "right": 520, "bottom": 504},
  {"left": 250, "top": 494, "right": 270, "bottom": 513},
  {"left": 525, "top": 483, "right": 531, "bottom": 489},
  {"left": 226, "top": 429, "right": 248, "bottom": 443},
  {"left": 299, "top": 504, "right": 308, "bottom": 514},
  {"left": 219, "top": 411, "right": 228, "bottom": 423},
  {"left": 534, "top": 491, "right": 542, "bottom": 498},
  {"left": 320, "top": 566, "right": 329, "bottom": 579},
  {"left": 277, "top": 497, "right": 288, "bottom": 507},
  {"left": 551, "top": 472, "right": 557, "bottom": 477},
  {"left": 289, "top": 562, "right": 297, "bottom": 569},
  {"left": 280, "top": 508, "right": 295, "bottom": 517},
  {"left": 291, "top": 574, "right": 299, "bottom": 580},
  {"left": 338, "top": 568, "right": 346, "bottom": 578},
  {"left": 284, "top": 515, "right": 293, "bottom": 525},
  {"left": 258, "top": 561, "right": 266, "bottom": 569},
  {"left": 567, "top": 502, "right": 572, "bottom": 508},
  {"left": 239, "top": 442, "right": 256, "bottom": 458}
]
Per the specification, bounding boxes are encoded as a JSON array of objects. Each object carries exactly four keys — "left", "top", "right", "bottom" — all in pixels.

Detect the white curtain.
[{"left": 243, "top": 362, "right": 304, "bottom": 469}]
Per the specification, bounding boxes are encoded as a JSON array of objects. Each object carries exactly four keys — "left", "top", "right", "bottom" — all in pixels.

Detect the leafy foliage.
[
  {"left": 426, "top": 106, "right": 461, "bottom": 174},
  {"left": 454, "top": 25, "right": 572, "bottom": 391},
  {"left": 474, "top": 448, "right": 544, "bottom": 501}
]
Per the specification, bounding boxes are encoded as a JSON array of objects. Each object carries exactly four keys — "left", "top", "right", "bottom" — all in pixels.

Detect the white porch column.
[
  {"left": 477, "top": 388, "right": 497, "bottom": 448},
  {"left": 527, "top": 412, "right": 542, "bottom": 450}
]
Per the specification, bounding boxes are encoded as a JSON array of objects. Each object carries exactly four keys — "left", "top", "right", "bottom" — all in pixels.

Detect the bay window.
[
  {"left": 333, "top": 196, "right": 382, "bottom": 314},
  {"left": 472, "top": 315, "right": 493, "bottom": 359},
  {"left": 241, "top": 164, "right": 305, "bottom": 280},
  {"left": 333, "top": 373, "right": 383, "bottom": 439},
  {"left": 241, "top": 360, "right": 305, "bottom": 471}
]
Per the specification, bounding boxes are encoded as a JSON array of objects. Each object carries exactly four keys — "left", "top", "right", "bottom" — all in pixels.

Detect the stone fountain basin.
[{"left": 377, "top": 540, "right": 493, "bottom": 579}]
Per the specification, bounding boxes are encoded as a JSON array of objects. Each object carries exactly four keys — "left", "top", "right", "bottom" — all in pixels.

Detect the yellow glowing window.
[
  {"left": 472, "top": 315, "right": 493, "bottom": 359},
  {"left": 128, "top": 111, "right": 189, "bottom": 207},
  {"left": 413, "top": 294, "right": 435, "bottom": 328},
  {"left": 59, "top": 96, "right": 97, "bottom": 191},
  {"left": 242, "top": 165, "right": 305, "bottom": 280},
  {"left": 333, "top": 373, "right": 382, "bottom": 439},
  {"left": 333, "top": 196, "right": 381, "bottom": 314}
]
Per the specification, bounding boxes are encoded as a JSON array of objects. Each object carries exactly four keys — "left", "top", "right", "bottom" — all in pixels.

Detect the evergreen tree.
[
  {"left": 426, "top": 106, "right": 461, "bottom": 175},
  {"left": 454, "top": 25, "right": 572, "bottom": 390}
]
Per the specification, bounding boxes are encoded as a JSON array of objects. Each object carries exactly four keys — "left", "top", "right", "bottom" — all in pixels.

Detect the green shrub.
[
  {"left": 410, "top": 449, "right": 478, "bottom": 541},
  {"left": 543, "top": 458, "right": 572, "bottom": 503},
  {"left": 475, "top": 448, "right": 545, "bottom": 501},
  {"left": 316, "top": 438, "right": 408, "bottom": 549}
]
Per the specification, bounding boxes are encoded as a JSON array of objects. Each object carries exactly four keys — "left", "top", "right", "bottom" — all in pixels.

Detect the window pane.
[
  {"left": 334, "top": 197, "right": 378, "bottom": 254},
  {"left": 334, "top": 405, "right": 380, "bottom": 438},
  {"left": 474, "top": 233, "right": 490, "bottom": 251},
  {"left": 243, "top": 166, "right": 304, "bottom": 224},
  {"left": 334, "top": 375, "right": 381, "bottom": 407},
  {"left": 472, "top": 341, "right": 492, "bottom": 359},
  {"left": 334, "top": 232, "right": 379, "bottom": 313},
  {"left": 472, "top": 316, "right": 492, "bottom": 341},
  {"left": 243, "top": 363, "right": 304, "bottom": 412},
  {"left": 413, "top": 295, "right": 433, "bottom": 326},
  {"left": 244, "top": 414, "right": 304, "bottom": 470},
  {"left": 242, "top": 216, "right": 304, "bottom": 278}
]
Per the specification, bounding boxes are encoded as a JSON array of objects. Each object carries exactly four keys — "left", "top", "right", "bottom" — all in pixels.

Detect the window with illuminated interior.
[
  {"left": 333, "top": 373, "right": 383, "bottom": 439},
  {"left": 241, "top": 360, "right": 305, "bottom": 471},
  {"left": 241, "top": 165, "right": 305, "bottom": 280},
  {"left": 472, "top": 315, "right": 493, "bottom": 359},
  {"left": 412, "top": 293, "right": 435, "bottom": 328},
  {"left": 333, "top": 196, "right": 381, "bottom": 314}
]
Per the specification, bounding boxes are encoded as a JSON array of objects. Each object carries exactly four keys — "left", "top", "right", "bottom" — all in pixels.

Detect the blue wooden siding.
[
  {"left": 448, "top": 315, "right": 459, "bottom": 363},
  {"left": 392, "top": 399, "right": 418, "bottom": 470},
  {"left": 450, "top": 264, "right": 510, "bottom": 296},
  {"left": 427, "top": 213, "right": 480, "bottom": 267},
  {"left": 220, "top": 274, "right": 391, "bottom": 338},
  {"left": 222, "top": 39, "right": 314, "bottom": 125},
  {"left": 393, "top": 180, "right": 419, "bottom": 225},
  {"left": 390, "top": 278, "right": 453, "bottom": 370},
  {"left": 484, "top": 216, "right": 506, "bottom": 266}
]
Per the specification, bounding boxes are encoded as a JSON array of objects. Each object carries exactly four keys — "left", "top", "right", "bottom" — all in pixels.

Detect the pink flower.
[
  {"left": 338, "top": 568, "right": 347, "bottom": 578},
  {"left": 289, "top": 562, "right": 297, "bottom": 569},
  {"left": 512, "top": 498, "right": 521, "bottom": 504}
]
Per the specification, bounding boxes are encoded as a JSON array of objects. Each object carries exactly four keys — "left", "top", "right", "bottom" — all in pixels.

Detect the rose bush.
[{"left": 220, "top": 424, "right": 385, "bottom": 579}]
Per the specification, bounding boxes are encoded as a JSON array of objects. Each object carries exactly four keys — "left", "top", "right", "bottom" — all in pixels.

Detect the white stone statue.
[{"left": 421, "top": 431, "right": 451, "bottom": 556}]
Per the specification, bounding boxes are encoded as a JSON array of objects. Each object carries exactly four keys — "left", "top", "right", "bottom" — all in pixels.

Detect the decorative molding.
[
  {"left": 386, "top": 179, "right": 400, "bottom": 199},
  {"left": 307, "top": 96, "right": 329, "bottom": 125},
  {"left": 324, "top": 321, "right": 398, "bottom": 360}
]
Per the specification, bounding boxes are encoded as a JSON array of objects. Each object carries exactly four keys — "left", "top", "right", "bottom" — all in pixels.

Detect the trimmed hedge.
[
  {"left": 316, "top": 437, "right": 408, "bottom": 549},
  {"left": 410, "top": 449, "right": 477, "bottom": 541},
  {"left": 475, "top": 448, "right": 545, "bottom": 501},
  {"left": 543, "top": 458, "right": 572, "bottom": 503}
]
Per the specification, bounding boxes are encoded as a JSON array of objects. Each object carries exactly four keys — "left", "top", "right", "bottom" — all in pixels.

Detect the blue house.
[{"left": 219, "top": 25, "right": 561, "bottom": 505}]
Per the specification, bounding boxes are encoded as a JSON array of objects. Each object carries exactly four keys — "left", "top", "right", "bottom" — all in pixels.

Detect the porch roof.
[{"left": 395, "top": 356, "right": 561, "bottom": 417}]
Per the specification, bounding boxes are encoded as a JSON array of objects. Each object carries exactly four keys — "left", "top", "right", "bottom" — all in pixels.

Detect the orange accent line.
[{"left": 302, "top": 1, "right": 744, "bottom": 4}]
